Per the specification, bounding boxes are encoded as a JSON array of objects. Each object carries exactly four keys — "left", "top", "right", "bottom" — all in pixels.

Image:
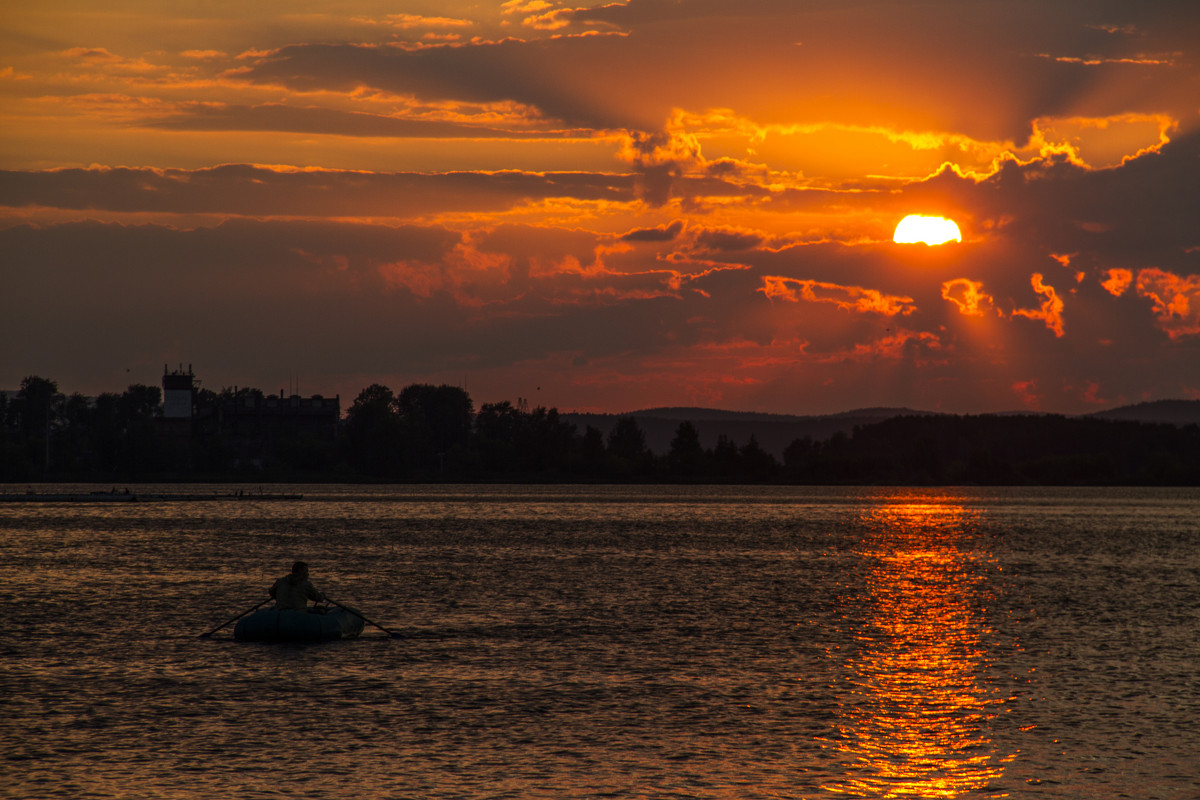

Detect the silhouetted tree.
[
  {"left": 85, "top": 392, "right": 123, "bottom": 474},
  {"left": 739, "top": 435, "right": 778, "bottom": 482},
  {"left": 16, "top": 376, "right": 63, "bottom": 477},
  {"left": 668, "top": 420, "right": 706, "bottom": 478},
  {"left": 398, "top": 384, "right": 473, "bottom": 473},
  {"left": 344, "top": 383, "right": 404, "bottom": 477},
  {"left": 580, "top": 425, "right": 607, "bottom": 477},
  {"left": 48, "top": 393, "right": 92, "bottom": 474},
  {"left": 0, "top": 391, "right": 17, "bottom": 480},
  {"left": 782, "top": 436, "right": 819, "bottom": 482},
  {"left": 115, "top": 383, "right": 167, "bottom": 476},
  {"left": 474, "top": 400, "right": 522, "bottom": 472},
  {"left": 607, "top": 416, "right": 651, "bottom": 478},
  {"left": 475, "top": 400, "right": 583, "bottom": 477},
  {"left": 515, "top": 406, "right": 579, "bottom": 475},
  {"left": 17, "top": 376, "right": 60, "bottom": 434},
  {"left": 712, "top": 434, "right": 739, "bottom": 478},
  {"left": 120, "top": 384, "right": 162, "bottom": 422}
]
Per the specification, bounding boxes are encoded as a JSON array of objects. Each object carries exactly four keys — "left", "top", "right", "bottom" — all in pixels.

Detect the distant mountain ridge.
[
  {"left": 561, "top": 407, "right": 940, "bottom": 458},
  {"left": 561, "top": 400, "right": 1200, "bottom": 458},
  {"left": 1086, "top": 399, "right": 1200, "bottom": 426},
  {"left": 623, "top": 406, "right": 931, "bottom": 423}
]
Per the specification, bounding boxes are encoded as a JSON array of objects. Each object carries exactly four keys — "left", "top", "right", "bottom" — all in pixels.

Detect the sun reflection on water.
[{"left": 824, "top": 496, "right": 1014, "bottom": 797}]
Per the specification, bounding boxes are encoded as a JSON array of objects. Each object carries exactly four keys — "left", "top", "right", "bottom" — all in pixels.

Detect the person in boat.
[{"left": 269, "top": 561, "right": 326, "bottom": 612}]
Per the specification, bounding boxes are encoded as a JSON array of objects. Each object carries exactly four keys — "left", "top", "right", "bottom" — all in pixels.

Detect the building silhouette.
[{"left": 159, "top": 366, "right": 339, "bottom": 468}]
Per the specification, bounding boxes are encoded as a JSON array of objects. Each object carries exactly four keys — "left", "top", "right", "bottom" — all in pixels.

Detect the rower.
[{"left": 269, "top": 561, "right": 326, "bottom": 612}]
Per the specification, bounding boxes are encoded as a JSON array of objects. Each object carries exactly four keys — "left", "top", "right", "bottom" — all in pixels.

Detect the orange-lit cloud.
[
  {"left": 379, "top": 13, "right": 473, "bottom": 30},
  {"left": 825, "top": 330, "right": 944, "bottom": 364},
  {"left": 760, "top": 277, "right": 917, "bottom": 316},
  {"left": 1011, "top": 274, "right": 1065, "bottom": 337},
  {"left": 1136, "top": 268, "right": 1200, "bottom": 339},
  {"left": 1102, "top": 268, "right": 1134, "bottom": 296},
  {"left": 1079, "top": 380, "right": 1109, "bottom": 406},
  {"left": 1012, "top": 380, "right": 1040, "bottom": 408},
  {"left": 941, "top": 279, "right": 996, "bottom": 317},
  {"left": 181, "top": 50, "right": 228, "bottom": 61},
  {"left": 1037, "top": 53, "right": 1177, "bottom": 67}
]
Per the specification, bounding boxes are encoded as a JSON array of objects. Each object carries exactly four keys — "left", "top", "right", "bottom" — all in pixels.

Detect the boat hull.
[{"left": 234, "top": 607, "right": 365, "bottom": 642}]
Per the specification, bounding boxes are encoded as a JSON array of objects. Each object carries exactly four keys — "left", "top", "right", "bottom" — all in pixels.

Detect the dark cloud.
[
  {"left": 0, "top": 217, "right": 727, "bottom": 403},
  {"left": 0, "top": 165, "right": 635, "bottom": 217},
  {"left": 562, "top": 0, "right": 825, "bottom": 29},
  {"left": 902, "top": 130, "right": 1200, "bottom": 271},
  {"left": 620, "top": 220, "right": 684, "bottom": 242},
  {"left": 559, "top": 0, "right": 1200, "bottom": 141},
  {"left": 140, "top": 103, "right": 572, "bottom": 138},
  {"left": 0, "top": 218, "right": 467, "bottom": 393},
  {"left": 239, "top": 37, "right": 649, "bottom": 131},
  {"left": 194, "top": 2, "right": 1200, "bottom": 153},
  {"left": 692, "top": 227, "right": 765, "bottom": 253}
]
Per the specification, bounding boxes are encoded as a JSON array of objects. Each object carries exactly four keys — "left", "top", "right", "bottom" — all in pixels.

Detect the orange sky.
[{"left": 2, "top": 1, "right": 1198, "bottom": 414}]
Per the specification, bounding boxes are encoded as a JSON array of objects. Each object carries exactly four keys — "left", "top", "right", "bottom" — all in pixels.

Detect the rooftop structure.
[{"left": 162, "top": 365, "right": 195, "bottom": 419}]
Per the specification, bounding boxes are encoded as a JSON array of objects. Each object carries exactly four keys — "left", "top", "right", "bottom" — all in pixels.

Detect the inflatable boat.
[{"left": 234, "top": 605, "right": 366, "bottom": 642}]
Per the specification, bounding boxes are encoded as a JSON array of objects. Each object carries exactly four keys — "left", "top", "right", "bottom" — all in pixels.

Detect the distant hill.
[
  {"left": 1087, "top": 400, "right": 1200, "bottom": 426},
  {"left": 562, "top": 400, "right": 1200, "bottom": 457},
  {"left": 561, "top": 407, "right": 940, "bottom": 457}
]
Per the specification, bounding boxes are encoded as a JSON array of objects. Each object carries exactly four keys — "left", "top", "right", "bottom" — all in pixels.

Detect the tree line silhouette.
[{"left": 3, "top": 375, "right": 1199, "bottom": 485}]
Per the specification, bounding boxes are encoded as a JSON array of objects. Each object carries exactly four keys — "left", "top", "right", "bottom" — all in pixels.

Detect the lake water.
[{"left": 1, "top": 485, "right": 1197, "bottom": 799}]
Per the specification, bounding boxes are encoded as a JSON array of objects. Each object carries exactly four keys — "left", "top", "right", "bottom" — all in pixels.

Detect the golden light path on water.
[{"left": 824, "top": 496, "right": 1014, "bottom": 797}]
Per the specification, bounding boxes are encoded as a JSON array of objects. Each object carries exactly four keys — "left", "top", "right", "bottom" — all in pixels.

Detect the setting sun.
[{"left": 894, "top": 215, "right": 962, "bottom": 245}]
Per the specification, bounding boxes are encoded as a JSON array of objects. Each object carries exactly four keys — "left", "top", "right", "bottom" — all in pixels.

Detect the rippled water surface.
[{"left": 2, "top": 485, "right": 1198, "bottom": 799}]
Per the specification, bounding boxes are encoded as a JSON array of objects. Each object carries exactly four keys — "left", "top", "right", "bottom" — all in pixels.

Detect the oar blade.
[
  {"left": 325, "top": 596, "right": 403, "bottom": 639},
  {"left": 199, "top": 597, "right": 271, "bottom": 638}
]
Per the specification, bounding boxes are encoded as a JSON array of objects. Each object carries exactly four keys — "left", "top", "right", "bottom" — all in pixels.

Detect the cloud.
[
  {"left": 620, "top": 220, "right": 683, "bottom": 242},
  {"left": 0, "top": 165, "right": 635, "bottom": 218},
  {"left": 379, "top": 14, "right": 473, "bottom": 30},
  {"left": 0, "top": 218, "right": 711, "bottom": 394},
  {"left": 941, "top": 278, "right": 997, "bottom": 317},
  {"left": 1102, "top": 268, "right": 1134, "bottom": 296},
  {"left": 759, "top": 277, "right": 917, "bottom": 317},
  {"left": 236, "top": 36, "right": 647, "bottom": 131},
  {"left": 180, "top": 50, "right": 228, "bottom": 61},
  {"left": 1012, "top": 379, "right": 1041, "bottom": 408},
  {"left": 138, "top": 103, "right": 569, "bottom": 138},
  {"left": 1079, "top": 379, "right": 1109, "bottom": 406},
  {"left": 503, "top": 0, "right": 574, "bottom": 31},
  {"left": 1136, "top": 268, "right": 1200, "bottom": 339},
  {"left": 1011, "top": 273, "right": 1066, "bottom": 337},
  {"left": 691, "top": 226, "right": 765, "bottom": 253},
  {"left": 58, "top": 46, "right": 165, "bottom": 76}
]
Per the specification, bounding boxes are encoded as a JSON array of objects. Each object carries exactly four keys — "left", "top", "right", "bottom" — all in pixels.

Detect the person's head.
[{"left": 291, "top": 561, "right": 309, "bottom": 578}]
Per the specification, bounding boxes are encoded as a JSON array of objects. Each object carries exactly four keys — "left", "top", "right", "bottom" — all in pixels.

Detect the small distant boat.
[{"left": 234, "top": 606, "right": 366, "bottom": 642}]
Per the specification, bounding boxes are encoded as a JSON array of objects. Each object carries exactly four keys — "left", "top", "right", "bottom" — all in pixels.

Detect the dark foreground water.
[{"left": 1, "top": 485, "right": 1197, "bottom": 799}]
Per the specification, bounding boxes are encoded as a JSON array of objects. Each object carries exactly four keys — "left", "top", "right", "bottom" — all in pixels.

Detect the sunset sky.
[{"left": 3, "top": 1, "right": 1198, "bottom": 415}]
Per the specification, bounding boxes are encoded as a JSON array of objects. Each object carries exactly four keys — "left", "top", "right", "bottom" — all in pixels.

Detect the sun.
[{"left": 893, "top": 215, "right": 962, "bottom": 245}]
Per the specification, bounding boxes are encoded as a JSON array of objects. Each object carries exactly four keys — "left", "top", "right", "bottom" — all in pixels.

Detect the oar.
[
  {"left": 326, "top": 597, "right": 405, "bottom": 639},
  {"left": 198, "top": 597, "right": 271, "bottom": 638}
]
